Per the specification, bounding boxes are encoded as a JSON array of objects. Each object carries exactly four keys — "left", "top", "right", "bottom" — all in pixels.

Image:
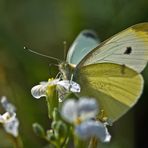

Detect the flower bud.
[{"left": 32, "top": 123, "right": 45, "bottom": 138}]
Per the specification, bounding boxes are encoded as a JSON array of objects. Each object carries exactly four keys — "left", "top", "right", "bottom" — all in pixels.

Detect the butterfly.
[{"left": 59, "top": 23, "right": 148, "bottom": 123}]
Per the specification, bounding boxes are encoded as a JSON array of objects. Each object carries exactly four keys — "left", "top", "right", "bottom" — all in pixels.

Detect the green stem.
[
  {"left": 88, "top": 137, "right": 98, "bottom": 148},
  {"left": 74, "top": 135, "right": 87, "bottom": 148},
  {"left": 14, "top": 136, "right": 23, "bottom": 148},
  {"left": 46, "top": 85, "right": 58, "bottom": 119},
  {"left": 7, "top": 134, "right": 23, "bottom": 148}
]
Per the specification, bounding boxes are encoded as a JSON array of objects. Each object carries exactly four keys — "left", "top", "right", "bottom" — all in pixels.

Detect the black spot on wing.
[
  {"left": 83, "top": 30, "right": 98, "bottom": 40},
  {"left": 124, "top": 47, "right": 132, "bottom": 55}
]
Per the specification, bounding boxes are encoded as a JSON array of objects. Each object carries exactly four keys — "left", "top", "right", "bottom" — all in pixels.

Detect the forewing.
[
  {"left": 78, "top": 23, "right": 148, "bottom": 72},
  {"left": 76, "top": 63, "right": 143, "bottom": 122},
  {"left": 66, "top": 30, "right": 100, "bottom": 65}
]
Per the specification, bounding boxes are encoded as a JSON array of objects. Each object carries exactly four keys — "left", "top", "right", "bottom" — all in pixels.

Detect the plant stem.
[
  {"left": 14, "top": 136, "right": 23, "bottom": 148},
  {"left": 74, "top": 135, "right": 88, "bottom": 148},
  {"left": 7, "top": 134, "right": 23, "bottom": 148},
  {"left": 88, "top": 137, "right": 98, "bottom": 148}
]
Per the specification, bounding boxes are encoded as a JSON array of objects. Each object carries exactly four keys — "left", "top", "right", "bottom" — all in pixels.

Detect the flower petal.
[
  {"left": 75, "top": 120, "right": 111, "bottom": 142},
  {"left": 61, "top": 99, "right": 78, "bottom": 123},
  {"left": 0, "top": 114, "right": 5, "bottom": 123},
  {"left": 48, "top": 79, "right": 60, "bottom": 85},
  {"left": 0, "top": 112, "right": 16, "bottom": 123},
  {"left": 31, "top": 84, "right": 47, "bottom": 99},
  {"left": 1, "top": 96, "right": 16, "bottom": 113},
  {"left": 3, "top": 117, "right": 19, "bottom": 137},
  {"left": 78, "top": 98, "right": 98, "bottom": 120},
  {"left": 57, "top": 80, "right": 80, "bottom": 93}
]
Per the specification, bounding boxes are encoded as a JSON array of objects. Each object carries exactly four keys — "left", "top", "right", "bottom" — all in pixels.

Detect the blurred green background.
[{"left": 0, "top": 0, "right": 148, "bottom": 147}]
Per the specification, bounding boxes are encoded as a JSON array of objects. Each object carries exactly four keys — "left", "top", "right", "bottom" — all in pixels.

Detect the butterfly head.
[{"left": 59, "top": 62, "right": 76, "bottom": 80}]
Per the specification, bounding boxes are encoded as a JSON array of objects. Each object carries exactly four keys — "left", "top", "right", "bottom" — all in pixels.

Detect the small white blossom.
[
  {"left": 0, "top": 96, "right": 19, "bottom": 137},
  {"left": 31, "top": 78, "right": 80, "bottom": 99},
  {"left": 61, "top": 98, "right": 111, "bottom": 142},
  {"left": 61, "top": 98, "right": 98, "bottom": 123}
]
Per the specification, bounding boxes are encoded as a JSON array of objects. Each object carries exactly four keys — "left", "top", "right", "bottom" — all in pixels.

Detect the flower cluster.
[
  {"left": 61, "top": 98, "right": 111, "bottom": 142},
  {"left": 31, "top": 78, "right": 111, "bottom": 147},
  {"left": 0, "top": 96, "right": 19, "bottom": 137}
]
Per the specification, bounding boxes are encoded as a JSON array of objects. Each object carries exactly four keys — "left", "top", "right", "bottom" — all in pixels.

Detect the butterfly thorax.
[{"left": 59, "top": 62, "right": 76, "bottom": 80}]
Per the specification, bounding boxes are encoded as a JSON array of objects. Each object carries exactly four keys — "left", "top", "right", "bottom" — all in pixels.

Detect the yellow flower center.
[{"left": 74, "top": 117, "right": 82, "bottom": 125}]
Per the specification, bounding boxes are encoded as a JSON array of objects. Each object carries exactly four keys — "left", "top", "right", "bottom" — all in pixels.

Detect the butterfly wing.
[
  {"left": 76, "top": 63, "right": 143, "bottom": 122},
  {"left": 66, "top": 30, "right": 100, "bottom": 65},
  {"left": 78, "top": 23, "right": 148, "bottom": 73}
]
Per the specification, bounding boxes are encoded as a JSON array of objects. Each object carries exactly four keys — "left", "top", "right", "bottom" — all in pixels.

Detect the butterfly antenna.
[
  {"left": 24, "top": 46, "right": 62, "bottom": 63},
  {"left": 63, "top": 41, "right": 67, "bottom": 60},
  {"left": 49, "top": 63, "right": 59, "bottom": 67}
]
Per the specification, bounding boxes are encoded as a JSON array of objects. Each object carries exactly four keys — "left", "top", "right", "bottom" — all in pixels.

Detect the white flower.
[
  {"left": 61, "top": 98, "right": 111, "bottom": 142},
  {"left": 0, "top": 96, "right": 19, "bottom": 137},
  {"left": 61, "top": 98, "right": 98, "bottom": 123},
  {"left": 31, "top": 78, "right": 80, "bottom": 99}
]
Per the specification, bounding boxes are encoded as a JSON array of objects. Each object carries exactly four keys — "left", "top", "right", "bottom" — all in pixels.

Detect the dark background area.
[{"left": 0, "top": 0, "right": 148, "bottom": 147}]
